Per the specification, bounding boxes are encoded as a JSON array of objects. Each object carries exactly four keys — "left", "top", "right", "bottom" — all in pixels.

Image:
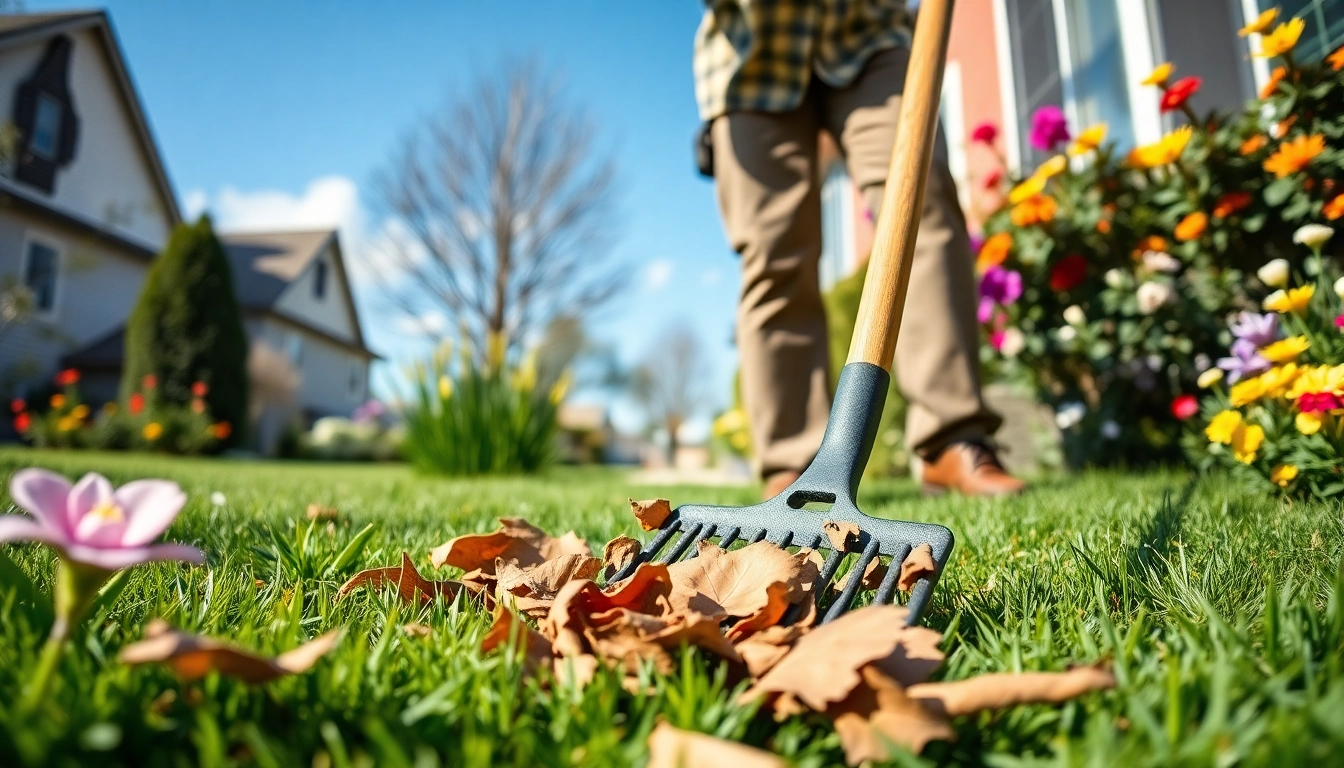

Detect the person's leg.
[
  {"left": 823, "top": 46, "right": 1003, "bottom": 459},
  {"left": 711, "top": 107, "right": 830, "bottom": 484}
]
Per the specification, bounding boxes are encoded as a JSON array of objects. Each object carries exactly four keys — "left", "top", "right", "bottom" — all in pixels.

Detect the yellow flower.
[
  {"left": 1131, "top": 126, "right": 1192, "bottom": 168},
  {"left": 1255, "top": 18, "right": 1305, "bottom": 58},
  {"left": 1231, "top": 423, "right": 1264, "bottom": 463},
  {"left": 1141, "top": 62, "right": 1173, "bottom": 86},
  {"left": 438, "top": 375, "right": 453, "bottom": 400},
  {"left": 1263, "top": 134, "right": 1326, "bottom": 177},
  {"left": 1260, "top": 363, "right": 1301, "bottom": 397},
  {"left": 1008, "top": 175, "right": 1046, "bottom": 205},
  {"left": 1259, "top": 335, "right": 1309, "bottom": 363},
  {"left": 143, "top": 422, "right": 163, "bottom": 441},
  {"left": 1239, "top": 7, "right": 1278, "bottom": 36},
  {"left": 1205, "top": 410, "right": 1243, "bottom": 443},
  {"left": 1287, "top": 364, "right": 1344, "bottom": 399},
  {"left": 1069, "top": 124, "right": 1107, "bottom": 156},
  {"left": 57, "top": 416, "right": 78, "bottom": 432},
  {"left": 1296, "top": 410, "right": 1322, "bottom": 435},
  {"left": 1198, "top": 368, "right": 1225, "bottom": 389},
  {"left": 1263, "top": 284, "right": 1314, "bottom": 314},
  {"left": 1034, "top": 155, "right": 1068, "bottom": 180},
  {"left": 1270, "top": 464, "right": 1298, "bottom": 487},
  {"left": 1230, "top": 377, "right": 1266, "bottom": 406},
  {"left": 71, "top": 404, "right": 90, "bottom": 420},
  {"left": 102, "top": 402, "right": 118, "bottom": 416},
  {"left": 549, "top": 370, "right": 573, "bottom": 404}
]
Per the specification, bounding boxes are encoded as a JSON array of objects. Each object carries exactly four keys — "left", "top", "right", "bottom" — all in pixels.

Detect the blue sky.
[{"left": 28, "top": 0, "right": 740, "bottom": 433}]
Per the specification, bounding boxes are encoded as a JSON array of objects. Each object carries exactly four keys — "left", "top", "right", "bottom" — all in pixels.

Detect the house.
[{"left": 0, "top": 11, "right": 377, "bottom": 453}]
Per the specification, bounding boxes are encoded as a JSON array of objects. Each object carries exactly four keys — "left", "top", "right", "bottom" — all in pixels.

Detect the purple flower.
[
  {"left": 0, "top": 470, "right": 202, "bottom": 571},
  {"left": 1029, "top": 106, "right": 1071, "bottom": 151},
  {"left": 352, "top": 399, "right": 386, "bottom": 424},
  {"left": 1228, "top": 311, "right": 1278, "bottom": 347},
  {"left": 978, "top": 266, "right": 1022, "bottom": 323},
  {"left": 1216, "top": 338, "right": 1271, "bottom": 383}
]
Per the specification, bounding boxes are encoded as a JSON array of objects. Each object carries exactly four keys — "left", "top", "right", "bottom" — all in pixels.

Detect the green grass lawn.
[{"left": 0, "top": 447, "right": 1341, "bottom": 767}]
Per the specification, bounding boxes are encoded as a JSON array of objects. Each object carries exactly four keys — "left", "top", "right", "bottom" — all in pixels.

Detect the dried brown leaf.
[
  {"left": 666, "top": 541, "right": 811, "bottom": 623},
  {"left": 630, "top": 498, "right": 671, "bottom": 531},
  {"left": 497, "top": 554, "right": 603, "bottom": 598},
  {"left": 602, "top": 534, "right": 642, "bottom": 578},
  {"left": 823, "top": 520, "right": 860, "bottom": 551},
  {"left": 830, "top": 666, "right": 955, "bottom": 763},
  {"left": 430, "top": 517, "right": 591, "bottom": 574},
  {"left": 306, "top": 504, "right": 339, "bottom": 521},
  {"left": 835, "top": 557, "right": 887, "bottom": 594},
  {"left": 119, "top": 619, "right": 340, "bottom": 684},
  {"left": 402, "top": 623, "right": 432, "bottom": 639},
  {"left": 481, "top": 608, "right": 555, "bottom": 675},
  {"left": 337, "top": 552, "right": 468, "bottom": 604},
  {"left": 907, "top": 665, "right": 1116, "bottom": 717},
  {"left": 898, "top": 543, "right": 935, "bottom": 591},
  {"left": 646, "top": 722, "right": 787, "bottom": 768}
]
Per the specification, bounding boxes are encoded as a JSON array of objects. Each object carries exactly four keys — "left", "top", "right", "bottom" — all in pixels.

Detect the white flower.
[
  {"left": 1063, "top": 305, "right": 1086, "bottom": 325},
  {"left": 998, "top": 327, "right": 1026, "bottom": 357},
  {"left": 1057, "top": 326, "right": 1078, "bottom": 342},
  {"left": 1104, "top": 269, "right": 1128, "bottom": 289},
  {"left": 210, "top": 491, "right": 227, "bottom": 507},
  {"left": 1293, "top": 223, "right": 1334, "bottom": 250},
  {"left": 1055, "top": 402, "right": 1086, "bottom": 430},
  {"left": 1197, "top": 368, "right": 1224, "bottom": 389},
  {"left": 1194, "top": 353, "right": 1211, "bottom": 371},
  {"left": 1335, "top": 275, "right": 1344, "bottom": 300},
  {"left": 1100, "top": 420, "right": 1121, "bottom": 439},
  {"left": 1136, "top": 281, "right": 1173, "bottom": 314},
  {"left": 1141, "top": 250, "right": 1181, "bottom": 273},
  {"left": 1256, "top": 258, "right": 1290, "bottom": 288}
]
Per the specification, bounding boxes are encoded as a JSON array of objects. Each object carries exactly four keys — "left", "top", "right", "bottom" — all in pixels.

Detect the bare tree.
[
  {"left": 629, "top": 325, "right": 709, "bottom": 464},
  {"left": 371, "top": 61, "right": 622, "bottom": 365}
]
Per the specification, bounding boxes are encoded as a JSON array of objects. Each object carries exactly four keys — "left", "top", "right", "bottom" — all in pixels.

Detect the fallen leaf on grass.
[
  {"left": 602, "top": 534, "right": 642, "bottom": 577},
  {"left": 481, "top": 608, "right": 555, "bottom": 675},
  {"left": 907, "top": 665, "right": 1116, "bottom": 716},
  {"left": 337, "top": 552, "right": 471, "bottom": 604},
  {"left": 835, "top": 557, "right": 887, "bottom": 593},
  {"left": 430, "top": 517, "right": 590, "bottom": 574},
  {"left": 630, "top": 498, "right": 671, "bottom": 531},
  {"left": 898, "top": 543, "right": 935, "bottom": 591},
  {"left": 306, "top": 504, "right": 338, "bottom": 522},
  {"left": 119, "top": 619, "right": 341, "bottom": 684},
  {"left": 666, "top": 540, "right": 814, "bottom": 626},
  {"left": 823, "top": 520, "right": 860, "bottom": 551},
  {"left": 402, "top": 623, "right": 432, "bottom": 639},
  {"left": 646, "top": 722, "right": 787, "bottom": 768},
  {"left": 830, "top": 666, "right": 955, "bottom": 763},
  {"left": 495, "top": 553, "right": 603, "bottom": 617}
]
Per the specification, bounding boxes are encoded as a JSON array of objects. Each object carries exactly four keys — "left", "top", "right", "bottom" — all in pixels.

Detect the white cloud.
[
  {"left": 700, "top": 267, "right": 724, "bottom": 286},
  {"left": 645, "top": 259, "right": 673, "bottom": 290},
  {"left": 395, "top": 310, "right": 447, "bottom": 336}
]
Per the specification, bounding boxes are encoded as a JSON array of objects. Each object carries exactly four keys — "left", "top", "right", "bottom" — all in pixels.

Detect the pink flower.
[
  {"left": 0, "top": 470, "right": 202, "bottom": 570},
  {"left": 1170, "top": 394, "right": 1199, "bottom": 420},
  {"left": 971, "top": 121, "right": 999, "bottom": 145},
  {"left": 1336, "top": 314, "right": 1344, "bottom": 329},
  {"left": 1029, "top": 106, "right": 1071, "bottom": 151}
]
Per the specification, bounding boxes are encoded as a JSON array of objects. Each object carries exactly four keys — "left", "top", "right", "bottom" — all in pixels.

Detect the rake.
[{"left": 611, "top": 0, "right": 960, "bottom": 625}]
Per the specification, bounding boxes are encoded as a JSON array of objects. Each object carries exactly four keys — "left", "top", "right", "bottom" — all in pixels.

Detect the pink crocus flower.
[
  {"left": 1, "top": 470, "right": 202, "bottom": 570},
  {"left": 1029, "top": 106, "right": 1071, "bottom": 151}
]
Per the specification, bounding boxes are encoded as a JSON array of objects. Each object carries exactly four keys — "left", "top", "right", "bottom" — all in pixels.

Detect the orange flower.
[
  {"left": 1264, "top": 134, "right": 1326, "bottom": 177},
  {"left": 1212, "top": 191, "right": 1252, "bottom": 218},
  {"left": 1175, "top": 211, "right": 1208, "bottom": 241},
  {"left": 1273, "top": 114, "right": 1297, "bottom": 138},
  {"left": 1240, "top": 135, "right": 1268, "bottom": 155},
  {"left": 1260, "top": 66, "right": 1286, "bottom": 99},
  {"left": 1096, "top": 218, "right": 1112, "bottom": 234},
  {"left": 1010, "top": 195, "right": 1058, "bottom": 227},
  {"left": 211, "top": 422, "right": 233, "bottom": 440},
  {"left": 976, "top": 232, "right": 1012, "bottom": 272},
  {"left": 1324, "top": 194, "right": 1344, "bottom": 220},
  {"left": 1330, "top": 45, "right": 1344, "bottom": 71},
  {"left": 1134, "top": 235, "right": 1167, "bottom": 256}
]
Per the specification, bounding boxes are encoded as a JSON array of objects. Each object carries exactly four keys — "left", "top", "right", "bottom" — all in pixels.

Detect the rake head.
[{"left": 611, "top": 363, "right": 954, "bottom": 625}]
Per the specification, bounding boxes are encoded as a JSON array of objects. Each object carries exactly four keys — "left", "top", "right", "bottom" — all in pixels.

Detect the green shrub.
[
  {"left": 121, "top": 215, "right": 248, "bottom": 447},
  {"left": 401, "top": 342, "right": 562, "bottom": 475}
]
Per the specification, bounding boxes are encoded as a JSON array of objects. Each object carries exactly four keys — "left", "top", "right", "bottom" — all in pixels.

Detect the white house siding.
[
  {"left": 0, "top": 204, "right": 146, "bottom": 394},
  {"left": 251, "top": 316, "right": 367, "bottom": 417},
  {"left": 271, "top": 242, "right": 358, "bottom": 343},
  {"left": 0, "top": 27, "right": 170, "bottom": 250}
]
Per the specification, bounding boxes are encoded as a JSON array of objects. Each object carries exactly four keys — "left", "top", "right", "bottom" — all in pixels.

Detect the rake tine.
[
  {"left": 815, "top": 547, "right": 846, "bottom": 602},
  {"left": 682, "top": 525, "right": 719, "bottom": 560},
  {"left": 872, "top": 543, "right": 911, "bottom": 605},
  {"left": 822, "top": 537, "right": 880, "bottom": 624},
  {"left": 659, "top": 523, "right": 704, "bottom": 564},
  {"left": 748, "top": 529, "right": 767, "bottom": 544},
  {"left": 904, "top": 577, "right": 935, "bottom": 625},
  {"left": 609, "top": 521, "right": 680, "bottom": 582},
  {"left": 716, "top": 526, "right": 741, "bottom": 549},
  {"left": 770, "top": 531, "right": 794, "bottom": 548}
]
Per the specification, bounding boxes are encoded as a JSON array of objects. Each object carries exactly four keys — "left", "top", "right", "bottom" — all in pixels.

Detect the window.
[
  {"left": 313, "top": 259, "right": 327, "bottom": 300},
  {"left": 31, "top": 93, "right": 61, "bottom": 160},
  {"left": 284, "top": 331, "right": 304, "bottom": 366},
  {"left": 1004, "top": 0, "right": 1067, "bottom": 167},
  {"left": 1258, "top": 0, "right": 1344, "bottom": 62},
  {"left": 1061, "top": 0, "right": 1135, "bottom": 150},
  {"left": 347, "top": 361, "right": 363, "bottom": 399},
  {"left": 21, "top": 237, "right": 59, "bottom": 313}
]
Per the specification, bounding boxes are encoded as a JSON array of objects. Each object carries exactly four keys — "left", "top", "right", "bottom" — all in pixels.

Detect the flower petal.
[
  {"left": 115, "top": 480, "right": 188, "bottom": 546},
  {"left": 0, "top": 515, "right": 64, "bottom": 545},
  {"left": 67, "top": 473, "right": 116, "bottom": 533},
  {"left": 62, "top": 542, "right": 204, "bottom": 570},
  {"left": 8, "top": 468, "right": 73, "bottom": 534}
]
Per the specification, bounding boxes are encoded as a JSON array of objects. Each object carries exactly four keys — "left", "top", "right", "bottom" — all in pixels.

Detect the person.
[{"left": 694, "top": 0, "right": 1025, "bottom": 498}]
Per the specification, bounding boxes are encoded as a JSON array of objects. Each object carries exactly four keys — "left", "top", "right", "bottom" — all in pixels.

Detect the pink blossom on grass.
[{"left": 1, "top": 470, "right": 202, "bottom": 571}]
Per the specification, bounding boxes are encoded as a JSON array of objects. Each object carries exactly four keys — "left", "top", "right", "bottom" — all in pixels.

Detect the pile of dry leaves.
[{"left": 338, "top": 500, "right": 1115, "bottom": 764}]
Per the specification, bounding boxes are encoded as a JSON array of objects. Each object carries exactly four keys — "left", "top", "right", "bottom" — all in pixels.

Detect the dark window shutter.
[{"left": 11, "top": 35, "right": 79, "bottom": 194}]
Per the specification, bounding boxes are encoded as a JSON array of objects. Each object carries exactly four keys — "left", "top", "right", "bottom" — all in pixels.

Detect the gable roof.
[
  {"left": 0, "top": 10, "right": 181, "bottom": 225},
  {"left": 220, "top": 229, "right": 374, "bottom": 356}
]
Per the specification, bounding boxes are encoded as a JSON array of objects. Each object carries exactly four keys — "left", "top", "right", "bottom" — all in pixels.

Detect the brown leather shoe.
[
  {"left": 763, "top": 470, "right": 801, "bottom": 500},
  {"left": 920, "top": 442, "right": 1025, "bottom": 497}
]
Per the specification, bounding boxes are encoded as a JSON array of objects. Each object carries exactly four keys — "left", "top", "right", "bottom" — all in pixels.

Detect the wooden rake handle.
[{"left": 846, "top": 0, "right": 956, "bottom": 370}]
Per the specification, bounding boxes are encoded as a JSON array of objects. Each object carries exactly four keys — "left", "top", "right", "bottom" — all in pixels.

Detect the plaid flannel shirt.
[{"left": 693, "top": 0, "right": 913, "bottom": 121}]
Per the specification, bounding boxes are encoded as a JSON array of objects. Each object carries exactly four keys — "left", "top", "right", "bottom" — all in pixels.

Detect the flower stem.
[{"left": 19, "top": 560, "right": 111, "bottom": 713}]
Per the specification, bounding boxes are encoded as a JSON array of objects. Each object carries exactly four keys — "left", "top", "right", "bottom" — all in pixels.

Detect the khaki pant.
[{"left": 712, "top": 46, "right": 1001, "bottom": 477}]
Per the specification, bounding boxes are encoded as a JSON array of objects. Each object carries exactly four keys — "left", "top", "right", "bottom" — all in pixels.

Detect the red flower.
[
  {"left": 1160, "top": 77, "right": 1202, "bottom": 113},
  {"left": 129, "top": 393, "right": 145, "bottom": 415},
  {"left": 13, "top": 412, "right": 30, "bottom": 433},
  {"left": 142, "top": 374, "right": 157, "bottom": 390},
  {"left": 970, "top": 121, "right": 999, "bottom": 145},
  {"left": 54, "top": 368, "right": 79, "bottom": 387},
  {"left": 982, "top": 168, "right": 1004, "bottom": 190},
  {"left": 1212, "top": 190, "right": 1252, "bottom": 218},
  {"left": 211, "top": 421, "right": 232, "bottom": 440},
  {"left": 1298, "top": 392, "right": 1344, "bottom": 413},
  {"left": 191, "top": 398, "right": 206, "bottom": 414},
  {"left": 1171, "top": 394, "right": 1199, "bottom": 421},
  {"left": 10, "top": 398, "right": 24, "bottom": 414},
  {"left": 1049, "top": 255, "right": 1088, "bottom": 292},
  {"left": 191, "top": 381, "right": 209, "bottom": 397}
]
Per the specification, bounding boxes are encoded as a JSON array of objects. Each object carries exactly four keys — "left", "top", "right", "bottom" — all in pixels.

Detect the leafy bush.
[
  {"left": 299, "top": 415, "right": 403, "bottom": 462},
  {"left": 1185, "top": 226, "right": 1344, "bottom": 497},
  {"left": 977, "top": 19, "right": 1344, "bottom": 467},
  {"left": 401, "top": 341, "right": 563, "bottom": 475},
  {"left": 121, "top": 215, "right": 249, "bottom": 447}
]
